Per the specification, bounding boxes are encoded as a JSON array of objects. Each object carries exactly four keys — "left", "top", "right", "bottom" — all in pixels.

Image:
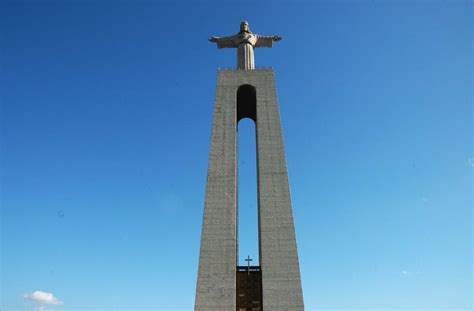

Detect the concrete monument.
[{"left": 196, "top": 21, "right": 304, "bottom": 310}]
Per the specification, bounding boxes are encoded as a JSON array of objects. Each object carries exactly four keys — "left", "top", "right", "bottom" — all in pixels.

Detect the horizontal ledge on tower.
[
  {"left": 237, "top": 266, "right": 261, "bottom": 272},
  {"left": 218, "top": 67, "right": 274, "bottom": 71}
]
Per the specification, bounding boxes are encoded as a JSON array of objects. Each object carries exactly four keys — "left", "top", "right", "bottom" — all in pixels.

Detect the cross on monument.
[{"left": 245, "top": 255, "right": 253, "bottom": 275}]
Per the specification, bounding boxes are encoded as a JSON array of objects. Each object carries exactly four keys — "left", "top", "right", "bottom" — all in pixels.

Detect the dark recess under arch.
[{"left": 237, "top": 84, "right": 256, "bottom": 122}]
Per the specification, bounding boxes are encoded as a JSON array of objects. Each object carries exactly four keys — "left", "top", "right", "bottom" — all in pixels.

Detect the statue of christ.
[{"left": 209, "top": 21, "right": 282, "bottom": 70}]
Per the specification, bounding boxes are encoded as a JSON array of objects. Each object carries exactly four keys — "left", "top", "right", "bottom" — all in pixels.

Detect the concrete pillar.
[{"left": 195, "top": 69, "right": 304, "bottom": 310}]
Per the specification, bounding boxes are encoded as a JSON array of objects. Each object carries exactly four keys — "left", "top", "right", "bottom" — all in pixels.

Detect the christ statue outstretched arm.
[
  {"left": 208, "top": 21, "right": 281, "bottom": 70},
  {"left": 209, "top": 36, "right": 237, "bottom": 49}
]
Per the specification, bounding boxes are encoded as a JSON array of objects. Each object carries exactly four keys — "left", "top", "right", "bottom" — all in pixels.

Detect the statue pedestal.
[{"left": 195, "top": 69, "right": 304, "bottom": 310}]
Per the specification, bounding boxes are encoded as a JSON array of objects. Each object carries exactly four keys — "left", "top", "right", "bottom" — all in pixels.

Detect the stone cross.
[
  {"left": 209, "top": 21, "right": 281, "bottom": 70},
  {"left": 245, "top": 255, "right": 253, "bottom": 275}
]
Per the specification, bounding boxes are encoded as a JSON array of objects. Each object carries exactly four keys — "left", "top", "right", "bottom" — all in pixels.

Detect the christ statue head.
[{"left": 240, "top": 21, "right": 251, "bottom": 34}]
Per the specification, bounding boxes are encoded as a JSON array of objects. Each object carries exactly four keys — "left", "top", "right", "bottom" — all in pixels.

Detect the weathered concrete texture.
[
  {"left": 195, "top": 71, "right": 238, "bottom": 310},
  {"left": 255, "top": 70, "right": 304, "bottom": 310},
  {"left": 195, "top": 69, "right": 304, "bottom": 310}
]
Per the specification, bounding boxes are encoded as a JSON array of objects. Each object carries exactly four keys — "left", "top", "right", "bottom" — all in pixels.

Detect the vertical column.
[
  {"left": 256, "top": 71, "right": 305, "bottom": 310},
  {"left": 195, "top": 69, "right": 304, "bottom": 310},
  {"left": 195, "top": 72, "right": 237, "bottom": 310}
]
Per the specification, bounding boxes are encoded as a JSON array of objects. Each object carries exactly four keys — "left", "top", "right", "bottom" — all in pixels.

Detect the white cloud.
[
  {"left": 24, "top": 291, "right": 63, "bottom": 305},
  {"left": 468, "top": 157, "right": 474, "bottom": 168},
  {"left": 33, "top": 307, "right": 52, "bottom": 311},
  {"left": 402, "top": 270, "right": 421, "bottom": 277}
]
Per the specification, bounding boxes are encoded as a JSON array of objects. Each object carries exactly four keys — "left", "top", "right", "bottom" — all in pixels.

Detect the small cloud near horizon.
[
  {"left": 402, "top": 270, "right": 421, "bottom": 277},
  {"left": 24, "top": 291, "right": 63, "bottom": 305},
  {"left": 468, "top": 157, "right": 474, "bottom": 168}
]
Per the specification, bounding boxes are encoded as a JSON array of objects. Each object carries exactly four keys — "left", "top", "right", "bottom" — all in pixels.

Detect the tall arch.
[
  {"left": 236, "top": 84, "right": 259, "bottom": 264},
  {"left": 236, "top": 84, "right": 262, "bottom": 310}
]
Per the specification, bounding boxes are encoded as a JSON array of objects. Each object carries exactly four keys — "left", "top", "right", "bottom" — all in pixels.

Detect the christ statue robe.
[{"left": 214, "top": 32, "right": 275, "bottom": 70}]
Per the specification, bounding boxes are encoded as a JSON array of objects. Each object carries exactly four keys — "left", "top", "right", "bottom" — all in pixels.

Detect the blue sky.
[{"left": 1, "top": 0, "right": 472, "bottom": 310}]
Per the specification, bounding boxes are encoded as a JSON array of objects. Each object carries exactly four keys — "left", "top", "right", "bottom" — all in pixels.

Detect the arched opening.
[
  {"left": 236, "top": 84, "right": 258, "bottom": 265},
  {"left": 236, "top": 84, "right": 262, "bottom": 310}
]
